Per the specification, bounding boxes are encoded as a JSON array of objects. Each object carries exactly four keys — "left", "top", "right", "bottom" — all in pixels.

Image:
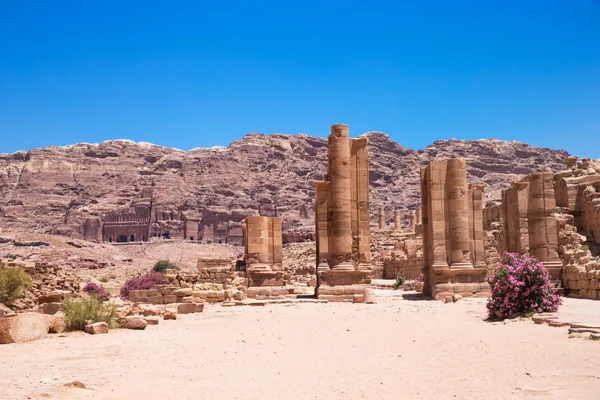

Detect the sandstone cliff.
[{"left": 0, "top": 133, "right": 568, "bottom": 239}]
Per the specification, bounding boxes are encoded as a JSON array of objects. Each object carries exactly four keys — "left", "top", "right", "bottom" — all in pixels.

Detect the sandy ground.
[{"left": 2, "top": 293, "right": 599, "bottom": 400}]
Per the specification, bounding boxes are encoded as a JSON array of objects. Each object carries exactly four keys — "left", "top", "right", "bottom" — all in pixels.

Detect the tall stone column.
[
  {"left": 528, "top": 169, "right": 562, "bottom": 276},
  {"left": 271, "top": 217, "right": 283, "bottom": 271},
  {"left": 328, "top": 124, "right": 353, "bottom": 270},
  {"left": 378, "top": 207, "right": 385, "bottom": 230},
  {"left": 469, "top": 183, "right": 486, "bottom": 267},
  {"left": 429, "top": 161, "right": 449, "bottom": 268},
  {"left": 446, "top": 159, "right": 473, "bottom": 268},
  {"left": 351, "top": 137, "right": 371, "bottom": 268},
  {"left": 394, "top": 210, "right": 401, "bottom": 232},
  {"left": 416, "top": 207, "right": 422, "bottom": 226},
  {"left": 409, "top": 210, "right": 416, "bottom": 232},
  {"left": 313, "top": 182, "right": 330, "bottom": 268}
]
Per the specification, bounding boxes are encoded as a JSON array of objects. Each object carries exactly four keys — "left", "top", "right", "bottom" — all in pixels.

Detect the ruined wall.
[{"left": 382, "top": 238, "right": 423, "bottom": 279}]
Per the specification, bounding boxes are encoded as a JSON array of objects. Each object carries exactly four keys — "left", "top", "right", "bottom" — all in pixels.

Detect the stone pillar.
[
  {"left": 313, "top": 181, "right": 330, "bottom": 268},
  {"left": 528, "top": 168, "right": 562, "bottom": 278},
  {"left": 429, "top": 161, "right": 448, "bottom": 269},
  {"left": 351, "top": 137, "right": 371, "bottom": 268},
  {"left": 469, "top": 183, "right": 486, "bottom": 267},
  {"left": 244, "top": 216, "right": 271, "bottom": 271},
  {"left": 271, "top": 217, "right": 283, "bottom": 271},
  {"left": 328, "top": 124, "right": 353, "bottom": 270},
  {"left": 378, "top": 207, "right": 385, "bottom": 230},
  {"left": 409, "top": 210, "right": 416, "bottom": 232},
  {"left": 446, "top": 159, "right": 472, "bottom": 268},
  {"left": 416, "top": 207, "right": 422, "bottom": 226},
  {"left": 394, "top": 210, "right": 401, "bottom": 232}
]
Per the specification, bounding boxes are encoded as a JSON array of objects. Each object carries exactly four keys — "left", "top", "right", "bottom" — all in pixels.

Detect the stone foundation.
[
  {"left": 316, "top": 270, "right": 371, "bottom": 303},
  {"left": 246, "top": 270, "right": 287, "bottom": 300},
  {"left": 429, "top": 267, "right": 490, "bottom": 300}
]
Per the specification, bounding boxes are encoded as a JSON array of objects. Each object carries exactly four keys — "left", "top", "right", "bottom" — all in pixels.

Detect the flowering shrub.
[
  {"left": 120, "top": 272, "right": 164, "bottom": 299},
  {"left": 487, "top": 252, "right": 561, "bottom": 320},
  {"left": 82, "top": 282, "right": 109, "bottom": 302},
  {"left": 415, "top": 273, "right": 424, "bottom": 283}
]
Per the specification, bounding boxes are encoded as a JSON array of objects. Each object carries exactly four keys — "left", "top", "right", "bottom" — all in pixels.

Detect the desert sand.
[{"left": 2, "top": 293, "right": 599, "bottom": 400}]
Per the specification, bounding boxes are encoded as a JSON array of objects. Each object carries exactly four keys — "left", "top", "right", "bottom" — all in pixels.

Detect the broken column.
[
  {"left": 313, "top": 124, "right": 372, "bottom": 302},
  {"left": 409, "top": 210, "right": 417, "bottom": 232},
  {"left": 527, "top": 168, "right": 562, "bottom": 280},
  {"left": 243, "top": 216, "right": 285, "bottom": 299},
  {"left": 421, "top": 159, "right": 489, "bottom": 300},
  {"left": 378, "top": 207, "right": 385, "bottom": 230},
  {"left": 394, "top": 210, "right": 401, "bottom": 232}
]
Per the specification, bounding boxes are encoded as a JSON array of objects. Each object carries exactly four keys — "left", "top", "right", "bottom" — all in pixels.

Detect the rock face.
[{"left": 0, "top": 134, "right": 568, "bottom": 241}]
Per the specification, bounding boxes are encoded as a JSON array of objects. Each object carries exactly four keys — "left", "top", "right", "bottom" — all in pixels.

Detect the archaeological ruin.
[{"left": 312, "top": 124, "right": 372, "bottom": 302}]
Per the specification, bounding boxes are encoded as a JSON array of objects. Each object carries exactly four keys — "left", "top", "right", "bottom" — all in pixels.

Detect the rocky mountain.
[{"left": 0, "top": 133, "right": 568, "bottom": 240}]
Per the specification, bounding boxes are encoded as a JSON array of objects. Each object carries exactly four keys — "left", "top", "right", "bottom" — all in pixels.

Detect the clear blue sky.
[{"left": 1, "top": 1, "right": 599, "bottom": 157}]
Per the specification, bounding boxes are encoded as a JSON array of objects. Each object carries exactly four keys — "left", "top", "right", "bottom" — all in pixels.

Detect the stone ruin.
[
  {"left": 420, "top": 159, "right": 489, "bottom": 300},
  {"left": 312, "top": 124, "right": 372, "bottom": 302},
  {"left": 482, "top": 157, "right": 600, "bottom": 300},
  {"left": 242, "top": 216, "right": 286, "bottom": 299}
]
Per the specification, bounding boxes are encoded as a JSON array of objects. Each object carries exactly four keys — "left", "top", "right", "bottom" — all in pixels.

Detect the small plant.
[
  {"left": 581, "top": 243, "right": 590, "bottom": 252},
  {"left": 120, "top": 272, "right": 164, "bottom": 299},
  {"left": 63, "top": 296, "right": 119, "bottom": 331},
  {"left": 394, "top": 272, "right": 407, "bottom": 290},
  {"left": 0, "top": 267, "right": 32, "bottom": 304},
  {"left": 487, "top": 252, "right": 562, "bottom": 320},
  {"left": 82, "top": 282, "right": 109, "bottom": 302},
  {"left": 7, "top": 254, "right": 17, "bottom": 260},
  {"left": 152, "top": 260, "right": 180, "bottom": 273},
  {"left": 99, "top": 275, "right": 109, "bottom": 283}
]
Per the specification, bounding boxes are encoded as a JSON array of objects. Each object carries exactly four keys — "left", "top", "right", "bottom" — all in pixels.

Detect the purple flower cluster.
[
  {"left": 415, "top": 273, "right": 424, "bottom": 283},
  {"left": 82, "top": 282, "right": 109, "bottom": 302},
  {"left": 487, "top": 252, "right": 562, "bottom": 320},
  {"left": 120, "top": 272, "right": 164, "bottom": 299}
]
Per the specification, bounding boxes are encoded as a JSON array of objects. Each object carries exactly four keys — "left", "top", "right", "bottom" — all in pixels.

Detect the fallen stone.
[
  {"left": 124, "top": 318, "right": 147, "bottom": 330},
  {"left": 84, "top": 322, "right": 109, "bottom": 335},
  {"left": 0, "top": 313, "right": 49, "bottom": 344},
  {"left": 45, "top": 315, "right": 66, "bottom": 334},
  {"left": 38, "top": 292, "right": 68, "bottom": 305},
  {"left": 63, "top": 381, "right": 86, "bottom": 389},
  {"left": 163, "top": 311, "right": 177, "bottom": 320},
  {"left": 176, "top": 303, "right": 204, "bottom": 314},
  {"left": 363, "top": 288, "right": 377, "bottom": 304},
  {"left": 143, "top": 317, "right": 159, "bottom": 325},
  {"left": 174, "top": 288, "right": 193, "bottom": 296},
  {"left": 452, "top": 294, "right": 463, "bottom": 302}
]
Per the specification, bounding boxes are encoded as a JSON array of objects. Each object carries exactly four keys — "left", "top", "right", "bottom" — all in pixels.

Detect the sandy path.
[{"left": 2, "top": 294, "right": 599, "bottom": 400}]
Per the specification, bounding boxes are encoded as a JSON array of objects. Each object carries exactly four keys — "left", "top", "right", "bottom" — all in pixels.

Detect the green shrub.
[
  {"left": 152, "top": 260, "right": 180, "bottom": 273},
  {"left": 0, "top": 267, "right": 32, "bottom": 304},
  {"left": 582, "top": 244, "right": 590, "bottom": 252},
  {"left": 394, "top": 272, "right": 406, "bottom": 290},
  {"left": 63, "top": 296, "right": 119, "bottom": 331}
]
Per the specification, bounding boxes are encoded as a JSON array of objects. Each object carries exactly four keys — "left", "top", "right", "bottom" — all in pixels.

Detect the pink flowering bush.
[
  {"left": 487, "top": 252, "right": 561, "bottom": 320},
  {"left": 82, "top": 282, "right": 109, "bottom": 302},
  {"left": 120, "top": 272, "right": 164, "bottom": 299},
  {"left": 415, "top": 273, "right": 424, "bottom": 283}
]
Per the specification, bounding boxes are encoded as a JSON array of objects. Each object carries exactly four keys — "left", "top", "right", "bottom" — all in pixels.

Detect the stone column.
[
  {"left": 409, "top": 210, "right": 417, "bottom": 232},
  {"left": 469, "top": 183, "right": 486, "bottom": 267},
  {"left": 352, "top": 137, "right": 371, "bottom": 268},
  {"left": 416, "top": 207, "right": 422, "bottom": 227},
  {"left": 271, "top": 217, "right": 283, "bottom": 271},
  {"left": 244, "top": 216, "right": 271, "bottom": 271},
  {"left": 429, "top": 161, "right": 449, "bottom": 268},
  {"left": 328, "top": 124, "right": 353, "bottom": 270},
  {"left": 394, "top": 210, "right": 401, "bottom": 232},
  {"left": 528, "top": 169, "right": 562, "bottom": 274},
  {"left": 446, "top": 159, "right": 473, "bottom": 268},
  {"left": 313, "top": 181, "right": 330, "bottom": 268},
  {"left": 378, "top": 206, "right": 385, "bottom": 230}
]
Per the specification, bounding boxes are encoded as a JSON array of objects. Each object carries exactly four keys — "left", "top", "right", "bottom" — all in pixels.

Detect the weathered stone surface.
[
  {"left": 45, "top": 315, "right": 66, "bottom": 334},
  {"left": 84, "top": 322, "right": 109, "bottom": 335},
  {"left": 0, "top": 313, "right": 49, "bottom": 344},
  {"left": 41, "top": 302, "right": 64, "bottom": 315},
  {"left": 176, "top": 303, "right": 204, "bottom": 314},
  {"left": 163, "top": 311, "right": 177, "bottom": 320},
  {"left": 124, "top": 318, "right": 147, "bottom": 330}
]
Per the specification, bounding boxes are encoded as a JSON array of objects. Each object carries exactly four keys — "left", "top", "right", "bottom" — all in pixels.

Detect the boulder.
[
  {"left": 84, "top": 322, "right": 109, "bottom": 335},
  {"left": 174, "top": 288, "right": 193, "bottom": 297},
  {"left": 45, "top": 315, "right": 66, "bottom": 334},
  {"left": 124, "top": 318, "right": 147, "bottom": 330},
  {"left": 38, "top": 292, "right": 68, "bottom": 304},
  {"left": 0, "top": 313, "right": 49, "bottom": 344},
  {"left": 363, "top": 288, "right": 377, "bottom": 304},
  {"left": 163, "top": 311, "right": 177, "bottom": 320}
]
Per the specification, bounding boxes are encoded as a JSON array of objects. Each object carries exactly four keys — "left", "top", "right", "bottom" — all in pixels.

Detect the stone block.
[
  {"left": 0, "top": 313, "right": 49, "bottom": 344},
  {"left": 176, "top": 303, "right": 204, "bottom": 314},
  {"left": 84, "top": 322, "right": 109, "bottom": 335},
  {"left": 125, "top": 318, "right": 147, "bottom": 330},
  {"left": 175, "top": 288, "right": 193, "bottom": 297},
  {"left": 41, "top": 302, "right": 64, "bottom": 315},
  {"left": 45, "top": 315, "right": 66, "bottom": 334},
  {"left": 38, "top": 292, "right": 66, "bottom": 304}
]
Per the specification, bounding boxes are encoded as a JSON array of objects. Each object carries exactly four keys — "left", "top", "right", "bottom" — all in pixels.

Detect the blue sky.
[{"left": 1, "top": 1, "right": 599, "bottom": 157}]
